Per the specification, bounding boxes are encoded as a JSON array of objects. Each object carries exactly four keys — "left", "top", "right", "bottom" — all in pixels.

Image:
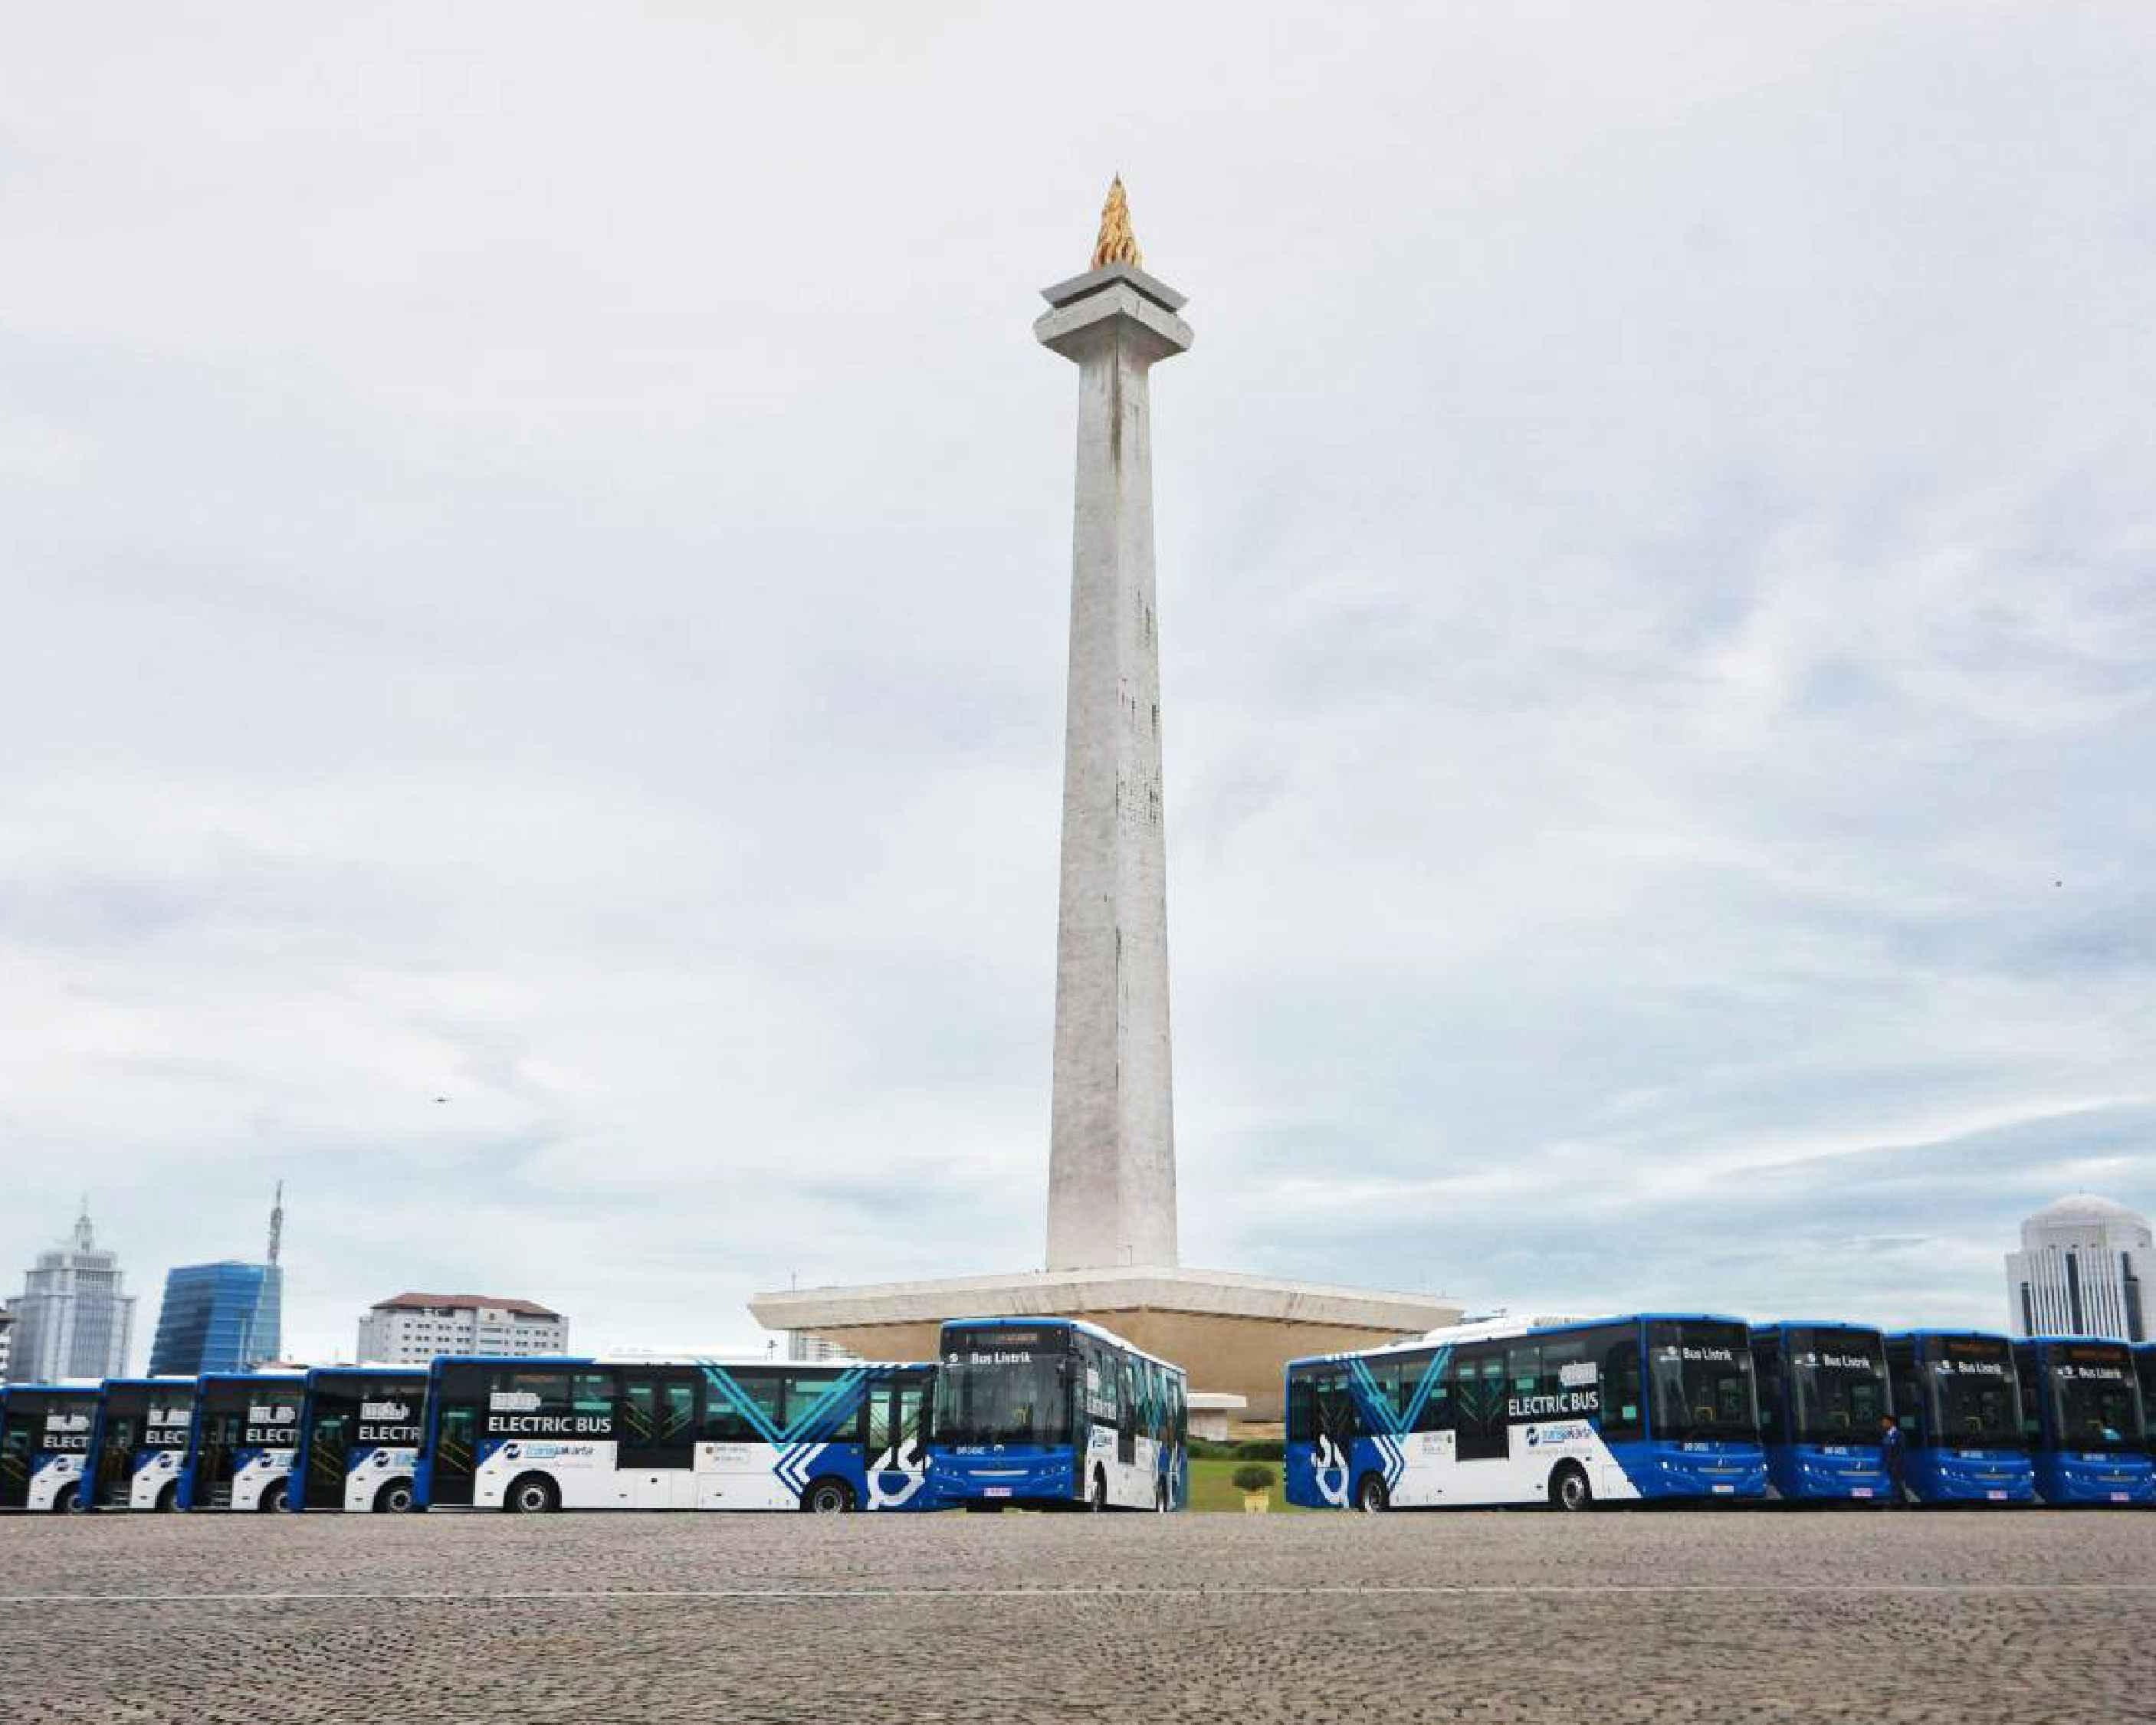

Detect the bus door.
[
  {"left": 92, "top": 1407, "right": 139, "bottom": 1507},
  {"left": 1116, "top": 1359, "right": 1137, "bottom": 1468},
  {"left": 618, "top": 1369, "right": 698, "bottom": 1508},
  {"left": 864, "top": 1374, "right": 932, "bottom": 1510},
  {"left": 189, "top": 1405, "right": 241, "bottom": 1507},
  {"left": 0, "top": 1404, "right": 33, "bottom": 1509},
  {"left": 1455, "top": 1346, "right": 1509, "bottom": 1461},
  {"left": 428, "top": 1400, "right": 480, "bottom": 1508},
  {"left": 306, "top": 1407, "right": 351, "bottom": 1509}
]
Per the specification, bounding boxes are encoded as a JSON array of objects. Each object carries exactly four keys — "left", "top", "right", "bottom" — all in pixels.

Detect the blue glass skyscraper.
[{"left": 147, "top": 1262, "right": 284, "bottom": 1376}]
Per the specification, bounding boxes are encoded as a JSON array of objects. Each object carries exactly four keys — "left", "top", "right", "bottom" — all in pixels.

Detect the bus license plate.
[
  {"left": 1852, "top": 1487, "right": 1872, "bottom": 1498},
  {"left": 983, "top": 1487, "right": 1011, "bottom": 1497},
  {"left": 1711, "top": 1484, "right": 1733, "bottom": 1494},
  {"left": 1986, "top": 1490, "right": 2007, "bottom": 1500}
]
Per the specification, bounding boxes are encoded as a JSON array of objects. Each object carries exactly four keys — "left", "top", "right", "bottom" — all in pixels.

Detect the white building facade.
[
  {"left": 2007, "top": 1195, "right": 2152, "bottom": 1343},
  {"left": 356, "top": 1293, "right": 567, "bottom": 1365},
  {"left": 5, "top": 1205, "right": 136, "bottom": 1382}
]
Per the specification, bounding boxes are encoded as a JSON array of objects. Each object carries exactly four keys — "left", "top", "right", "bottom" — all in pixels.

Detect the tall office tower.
[
  {"left": 146, "top": 1185, "right": 287, "bottom": 1376},
  {"left": 2007, "top": 1195, "right": 2153, "bottom": 1342},
  {"left": 5, "top": 1201, "right": 136, "bottom": 1382}
]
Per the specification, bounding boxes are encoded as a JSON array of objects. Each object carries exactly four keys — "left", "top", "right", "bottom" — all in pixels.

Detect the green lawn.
[{"left": 1186, "top": 1456, "right": 1311, "bottom": 1513}]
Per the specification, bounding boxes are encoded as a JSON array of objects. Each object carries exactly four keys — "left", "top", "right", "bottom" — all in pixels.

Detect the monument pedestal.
[{"left": 750, "top": 1268, "right": 1459, "bottom": 1423}]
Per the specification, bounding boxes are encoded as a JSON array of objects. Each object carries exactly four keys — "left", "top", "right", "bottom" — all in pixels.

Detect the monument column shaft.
[{"left": 1045, "top": 320, "right": 1179, "bottom": 1271}]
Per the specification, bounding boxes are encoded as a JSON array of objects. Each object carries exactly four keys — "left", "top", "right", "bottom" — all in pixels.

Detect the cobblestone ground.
[{"left": 2, "top": 1509, "right": 2151, "bottom": 1723}]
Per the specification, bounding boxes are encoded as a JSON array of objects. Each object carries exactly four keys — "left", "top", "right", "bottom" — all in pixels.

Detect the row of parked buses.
[
  {"left": 0, "top": 1317, "right": 1190, "bottom": 1517},
  {"left": 1285, "top": 1314, "right": 2156, "bottom": 1510}
]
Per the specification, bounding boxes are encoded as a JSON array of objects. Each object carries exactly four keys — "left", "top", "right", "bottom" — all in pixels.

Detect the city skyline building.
[
  {"left": 5, "top": 1201, "right": 136, "bottom": 1382},
  {"left": 145, "top": 1184, "right": 286, "bottom": 1377},
  {"left": 0, "top": 1304, "right": 14, "bottom": 1378},
  {"left": 356, "top": 1293, "right": 567, "bottom": 1364},
  {"left": 2007, "top": 1194, "right": 2151, "bottom": 1342}
]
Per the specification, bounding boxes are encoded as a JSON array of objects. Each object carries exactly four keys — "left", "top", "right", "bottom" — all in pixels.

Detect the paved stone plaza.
[{"left": 3, "top": 1512, "right": 2151, "bottom": 1723}]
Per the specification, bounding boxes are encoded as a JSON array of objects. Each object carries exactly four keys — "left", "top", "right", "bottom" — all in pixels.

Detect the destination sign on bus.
[{"left": 41, "top": 1412, "right": 90, "bottom": 1451}]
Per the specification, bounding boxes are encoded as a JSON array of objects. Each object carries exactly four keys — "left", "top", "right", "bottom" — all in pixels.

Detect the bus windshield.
[
  {"left": 934, "top": 1340, "right": 1070, "bottom": 1448},
  {"left": 1928, "top": 1340, "right": 2021, "bottom": 1448},
  {"left": 1647, "top": 1320, "right": 1757, "bottom": 1444},
  {"left": 1787, "top": 1328, "right": 1889, "bottom": 1445},
  {"left": 2049, "top": 1346, "right": 2143, "bottom": 1452}
]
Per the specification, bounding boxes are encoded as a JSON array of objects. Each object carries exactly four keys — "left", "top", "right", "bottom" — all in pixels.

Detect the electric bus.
[
  {"left": 414, "top": 1354, "right": 937, "bottom": 1512},
  {"left": 291, "top": 1366, "right": 428, "bottom": 1512},
  {"left": 2012, "top": 1337, "right": 2155, "bottom": 1505},
  {"left": 0, "top": 1382, "right": 100, "bottom": 1513},
  {"left": 1748, "top": 1322, "right": 1892, "bottom": 1501},
  {"left": 81, "top": 1378, "right": 196, "bottom": 1511},
  {"left": 1882, "top": 1331, "right": 2035, "bottom": 1503},
  {"left": 178, "top": 1372, "right": 307, "bottom": 1511},
  {"left": 1285, "top": 1313, "right": 1766, "bottom": 1511},
  {"left": 2136, "top": 1344, "right": 2156, "bottom": 1466},
  {"left": 927, "top": 1318, "right": 1188, "bottom": 1511}
]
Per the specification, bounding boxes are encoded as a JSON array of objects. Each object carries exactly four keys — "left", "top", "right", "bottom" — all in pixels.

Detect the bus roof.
[
  {"left": 422, "top": 1353, "right": 936, "bottom": 1372},
  {"left": 195, "top": 1372, "right": 307, "bottom": 1386},
  {"left": 304, "top": 1364, "right": 428, "bottom": 1382},
  {"left": 1750, "top": 1319, "right": 1886, "bottom": 1335},
  {"left": 1883, "top": 1328, "right": 2016, "bottom": 1343},
  {"left": 938, "top": 1315, "right": 1186, "bottom": 1376},
  {"left": 0, "top": 1381, "right": 104, "bottom": 1396},
  {"left": 1286, "top": 1310, "right": 1754, "bottom": 1370},
  {"left": 95, "top": 1377, "right": 198, "bottom": 1390},
  {"left": 2019, "top": 1334, "right": 2135, "bottom": 1350}
]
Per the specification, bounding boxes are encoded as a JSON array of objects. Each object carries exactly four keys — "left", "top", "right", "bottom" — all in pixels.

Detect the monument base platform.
[{"left": 748, "top": 1266, "right": 1460, "bottom": 1422}]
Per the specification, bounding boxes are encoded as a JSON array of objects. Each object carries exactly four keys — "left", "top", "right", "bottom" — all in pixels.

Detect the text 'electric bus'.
[
  {"left": 293, "top": 1367, "right": 428, "bottom": 1513},
  {"left": 929, "top": 1318, "right": 1189, "bottom": 1511},
  {"left": 179, "top": 1372, "right": 306, "bottom": 1511},
  {"left": 83, "top": 1378, "right": 195, "bottom": 1512},
  {"left": 2013, "top": 1337, "right": 2154, "bottom": 1505},
  {"left": 1748, "top": 1323, "right": 1892, "bottom": 1501},
  {"left": 415, "top": 1355, "right": 936, "bottom": 1512},
  {"left": 1285, "top": 1313, "right": 1767, "bottom": 1511},
  {"left": 1883, "top": 1332, "right": 2035, "bottom": 1503},
  {"left": 0, "top": 1382, "right": 99, "bottom": 1513}
]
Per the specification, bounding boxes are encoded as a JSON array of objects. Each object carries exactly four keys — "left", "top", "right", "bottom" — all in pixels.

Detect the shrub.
[
  {"left": 1186, "top": 1436, "right": 1239, "bottom": 1461},
  {"left": 1230, "top": 1463, "right": 1276, "bottom": 1495},
  {"left": 1236, "top": 1439, "right": 1285, "bottom": 1461}
]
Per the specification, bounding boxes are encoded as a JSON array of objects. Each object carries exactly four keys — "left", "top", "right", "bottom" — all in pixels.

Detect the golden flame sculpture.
[{"left": 1090, "top": 175, "right": 1144, "bottom": 271}]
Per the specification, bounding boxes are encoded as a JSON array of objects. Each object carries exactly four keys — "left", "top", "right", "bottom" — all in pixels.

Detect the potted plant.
[{"left": 1232, "top": 1462, "right": 1276, "bottom": 1513}]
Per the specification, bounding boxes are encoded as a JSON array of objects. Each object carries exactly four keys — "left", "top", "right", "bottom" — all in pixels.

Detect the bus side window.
[
  {"left": 1314, "top": 1369, "right": 1359, "bottom": 1445},
  {"left": 1411, "top": 1355, "right": 1452, "bottom": 1435},
  {"left": 1597, "top": 1331, "right": 1643, "bottom": 1443}
]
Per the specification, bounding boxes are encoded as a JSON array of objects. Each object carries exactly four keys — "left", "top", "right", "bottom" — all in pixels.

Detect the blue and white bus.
[
  {"left": 1748, "top": 1323, "right": 1892, "bottom": 1502},
  {"left": 82, "top": 1378, "right": 196, "bottom": 1512},
  {"left": 0, "top": 1382, "right": 100, "bottom": 1514},
  {"left": 179, "top": 1372, "right": 307, "bottom": 1511},
  {"left": 1285, "top": 1313, "right": 1767, "bottom": 1511},
  {"left": 928, "top": 1319, "right": 1188, "bottom": 1511},
  {"left": 415, "top": 1354, "right": 937, "bottom": 1512},
  {"left": 1882, "top": 1331, "right": 2035, "bottom": 1504},
  {"left": 292, "top": 1367, "right": 428, "bottom": 1513},
  {"left": 2012, "top": 1337, "right": 2154, "bottom": 1506},
  {"left": 2136, "top": 1345, "right": 2156, "bottom": 1468}
]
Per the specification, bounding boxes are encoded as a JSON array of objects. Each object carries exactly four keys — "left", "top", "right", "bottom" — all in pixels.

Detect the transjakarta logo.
[
  {"left": 248, "top": 1405, "right": 297, "bottom": 1426},
  {"left": 491, "top": 1392, "right": 542, "bottom": 1413},
  {"left": 44, "top": 1412, "right": 89, "bottom": 1434},
  {"left": 1527, "top": 1422, "right": 1596, "bottom": 1447},
  {"left": 361, "top": 1402, "right": 412, "bottom": 1421},
  {"left": 1557, "top": 1362, "right": 1599, "bottom": 1389}
]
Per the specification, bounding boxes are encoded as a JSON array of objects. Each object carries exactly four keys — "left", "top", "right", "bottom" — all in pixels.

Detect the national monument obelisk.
[
  {"left": 750, "top": 184, "right": 1459, "bottom": 1423},
  {"left": 1039, "top": 177, "right": 1188, "bottom": 1273}
]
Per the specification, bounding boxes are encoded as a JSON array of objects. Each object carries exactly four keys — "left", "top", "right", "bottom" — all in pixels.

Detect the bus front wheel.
[
  {"left": 155, "top": 1482, "right": 179, "bottom": 1513},
  {"left": 375, "top": 1481, "right": 416, "bottom": 1514},
  {"left": 259, "top": 1481, "right": 288, "bottom": 1513},
  {"left": 506, "top": 1474, "right": 560, "bottom": 1514},
  {"left": 52, "top": 1483, "right": 79, "bottom": 1514},
  {"left": 802, "top": 1478, "right": 855, "bottom": 1514},
  {"left": 1356, "top": 1473, "right": 1388, "bottom": 1513},
  {"left": 1550, "top": 1464, "right": 1592, "bottom": 1512}
]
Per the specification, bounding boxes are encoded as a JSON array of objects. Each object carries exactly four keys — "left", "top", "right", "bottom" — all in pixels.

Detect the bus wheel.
[
  {"left": 53, "top": 1484, "right": 80, "bottom": 1514},
  {"left": 1356, "top": 1473, "right": 1388, "bottom": 1513},
  {"left": 1550, "top": 1464, "right": 1592, "bottom": 1512},
  {"left": 507, "top": 1474, "right": 560, "bottom": 1514},
  {"left": 375, "top": 1481, "right": 416, "bottom": 1514},
  {"left": 1088, "top": 1468, "right": 1109, "bottom": 1513},
  {"left": 260, "top": 1481, "right": 289, "bottom": 1513},
  {"left": 802, "top": 1478, "right": 854, "bottom": 1514},
  {"left": 155, "top": 1482, "right": 179, "bottom": 1513}
]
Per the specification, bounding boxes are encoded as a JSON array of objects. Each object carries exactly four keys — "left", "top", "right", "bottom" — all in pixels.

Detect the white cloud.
[{"left": 2, "top": 2, "right": 2152, "bottom": 1363}]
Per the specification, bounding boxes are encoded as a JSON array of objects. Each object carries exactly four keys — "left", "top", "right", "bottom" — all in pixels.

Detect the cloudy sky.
[{"left": 5, "top": 4, "right": 2152, "bottom": 1368}]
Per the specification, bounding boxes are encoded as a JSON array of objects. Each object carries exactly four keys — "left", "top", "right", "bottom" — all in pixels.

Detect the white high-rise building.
[
  {"left": 2007, "top": 1195, "right": 2153, "bottom": 1343},
  {"left": 356, "top": 1292, "right": 567, "bottom": 1364},
  {"left": 0, "top": 1304, "right": 15, "bottom": 1378},
  {"left": 5, "top": 1202, "right": 136, "bottom": 1382}
]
